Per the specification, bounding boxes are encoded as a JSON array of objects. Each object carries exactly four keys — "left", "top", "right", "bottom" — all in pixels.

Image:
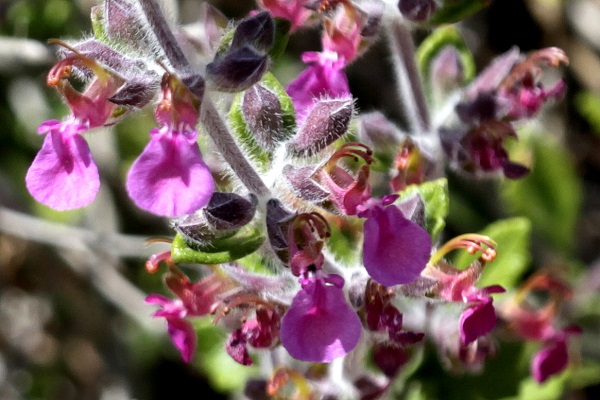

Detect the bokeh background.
[{"left": 1, "top": 0, "right": 600, "bottom": 399}]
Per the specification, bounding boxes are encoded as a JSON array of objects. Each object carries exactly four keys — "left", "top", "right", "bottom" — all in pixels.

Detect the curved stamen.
[{"left": 430, "top": 234, "right": 497, "bottom": 265}]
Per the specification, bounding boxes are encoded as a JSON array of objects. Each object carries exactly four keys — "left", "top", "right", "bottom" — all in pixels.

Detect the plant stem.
[
  {"left": 387, "top": 18, "right": 431, "bottom": 134},
  {"left": 137, "top": 0, "right": 192, "bottom": 74},
  {"left": 201, "top": 97, "right": 271, "bottom": 197}
]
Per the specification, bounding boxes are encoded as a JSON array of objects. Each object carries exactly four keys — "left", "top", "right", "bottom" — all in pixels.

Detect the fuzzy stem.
[
  {"left": 136, "top": 0, "right": 269, "bottom": 196},
  {"left": 387, "top": 18, "right": 431, "bottom": 134},
  {"left": 200, "top": 97, "right": 271, "bottom": 197},
  {"left": 137, "top": 0, "right": 192, "bottom": 74}
]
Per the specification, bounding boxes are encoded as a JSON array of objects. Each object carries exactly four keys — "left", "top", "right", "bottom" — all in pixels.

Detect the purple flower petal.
[
  {"left": 362, "top": 205, "right": 431, "bottom": 286},
  {"left": 459, "top": 298, "right": 497, "bottom": 345},
  {"left": 127, "top": 127, "right": 215, "bottom": 217},
  {"left": 280, "top": 274, "right": 361, "bottom": 362},
  {"left": 531, "top": 338, "right": 569, "bottom": 383},
  {"left": 286, "top": 51, "right": 350, "bottom": 121},
  {"left": 166, "top": 317, "right": 197, "bottom": 363},
  {"left": 26, "top": 121, "right": 99, "bottom": 210}
]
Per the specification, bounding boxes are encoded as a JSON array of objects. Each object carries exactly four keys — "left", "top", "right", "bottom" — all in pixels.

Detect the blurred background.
[{"left": 0, "top": 0, "right": 599, "bottom": 399}]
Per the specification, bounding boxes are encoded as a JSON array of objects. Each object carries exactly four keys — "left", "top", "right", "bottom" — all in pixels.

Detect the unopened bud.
[
  {"left": 206, "top": 46, "right": 269, "bottom": 92},
  {"left": 173, "top": 192, "right": 257, "bottom": 243},
  {"left": 242, "top": 83, "right": 285, "bottom": 149},
  {"left": 204, "top": 192, "right": 258, "bottom": 230},
  {"left": 230, "top": 11, "right": 275, "bottom": 53},
  {"left": 288, "top": 97, "right": 353, "bottom": 157}
]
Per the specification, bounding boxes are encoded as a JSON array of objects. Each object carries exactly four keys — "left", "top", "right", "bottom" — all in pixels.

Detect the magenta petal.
[
  {"left": 362, "top": 205, "right": 431, "bottom": 286},
  {"left": 280, "top": 275, "right": 361, "bottom": 362},
  {"left": 531, "top": 338, "right": 569, "bottom": 383},
  {"left": 459, "top": 299, "right": 497, "bottom": 345},
  {"left": 286, "top": 52, "right": 350, "bottom": 120},
  {"left": 166, "top": 317, "right": 197, "bottom": 363},
  {"left": 26, "top": 127, "right": 99, "bottom": 210},
  {"left": 127, "top": 129, "right": 215, "bottom": 217}
]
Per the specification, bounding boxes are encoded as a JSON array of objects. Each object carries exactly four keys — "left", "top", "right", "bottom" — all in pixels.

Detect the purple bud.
[
  {"left": 206, "top": 45, "right": 269, "bottom": 92},
  {"left": 283, "top": 164, "right": 330, "bottom": 204},
  {"left": 266, "top": 199, "right": 295, "bottom": 264},
  {"left": 288, "top": 97, "right": 353, "bottom": 157},
  {"left": 242, "top": 84, "right": 285, "bottom": 149},
  {"left": 231, "top": 11, "right": 275, "bottom": 53},
  {"left": 173, "top": 192, "right": 257, "bottom": 242},
  {"left": 109, "top": 78, "right": 158, "bottom": 108},
  {"left": 398, "top": 0, "right": 437, "bottom": 22},
  {"left": 204, "top": 192, "right": 258, "bottom": 230}
]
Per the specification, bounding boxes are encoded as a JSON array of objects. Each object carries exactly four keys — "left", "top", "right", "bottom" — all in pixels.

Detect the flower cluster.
[{"left": 28, "top": 0, "right": 581, "bottom": 398}]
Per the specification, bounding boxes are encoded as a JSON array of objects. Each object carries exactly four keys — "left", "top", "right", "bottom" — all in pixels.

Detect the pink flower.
[
  {"left": 257, "top": 0, "right": 311, "bottom": 30},
  {"left": 26, "top": 54, "right": 123, "bottom": 210},
  {"left": 315, "top": 143, "right": 373, "bottom": 216},
  {"left": 146, "top": 294, "right": 196, "bottom": 363},
  {"left": 321, "top": 3, "right": 362, "bottom": 63},
  {"left": 127, "top": 125, "right": 214, "bottom": 217},
  {"left": 280, "top": 273, "right": 361, "bottom": 362},
  {"left": 126, "top": 74, "right": 215, "bottom": 217},
  {"left": 26, "top": 120, "right": 100, "bottom": 210},
  {"left": 286, "top": 51, "right": 350, "bottom": 122},
  {"left": 359, "top": 201, "right": 431, "bottom": 286}
]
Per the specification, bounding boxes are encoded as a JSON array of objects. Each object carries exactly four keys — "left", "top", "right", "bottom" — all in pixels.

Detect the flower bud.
[
  {"left": 288, "top": 97, "right": 353, "bottom": 157},
  {"left": 173, "top": 192, "right": 257, "bottom": 243},
  {"left": 206, "top": 46, "right": 269, "bottom": 92},
  {"left": 230, "top": 11, "right": 275, "bottom": 53},
  {"left": 242, "top": 83, "right": 285, "bottom": 149}
]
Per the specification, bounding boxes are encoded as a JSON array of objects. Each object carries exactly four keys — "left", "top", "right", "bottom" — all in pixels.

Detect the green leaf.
[
  {"left": 428, "top": 0, "right": 493, "bottom": 25},
  {"left": 574, "top": 91, "right": 600, "bottom": 138},
  {"left": 454, "top": 217, "right": 532, "bottom": 289},
  {"left": 171, "top": 229, "right": 265, "bottom": 265},
  {"left": 416, "top": 25, "right": 476, "bottom": 97},
  {"left": 400, "top": 178, "right": 449, "bottom": 239},
  {"left": 501, "top": 134, "right": 582, "bottom": 254}
]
